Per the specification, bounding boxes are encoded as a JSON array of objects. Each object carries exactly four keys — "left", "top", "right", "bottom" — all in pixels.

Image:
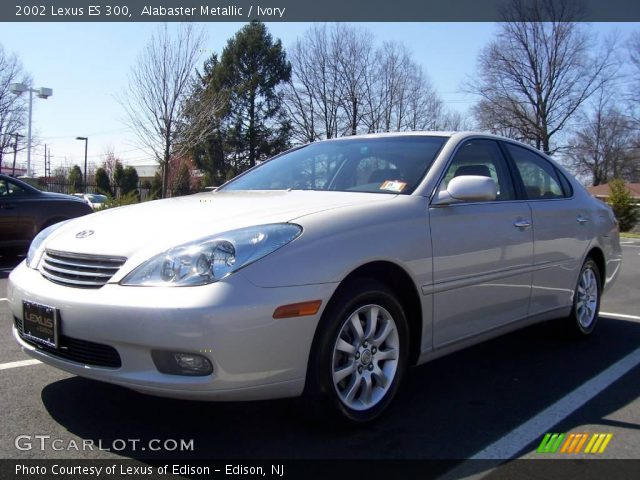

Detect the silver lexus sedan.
[{"left": 9, "top": 132, "right": 622, "bottom": 422}]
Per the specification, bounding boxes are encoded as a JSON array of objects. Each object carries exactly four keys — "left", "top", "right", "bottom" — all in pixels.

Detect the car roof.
[
  {"left": 311, "top": 131, "right": 560, "bottom": 162},
  {"left": 311, "top": 130, "right": 525, "bottom": 145},
  {"left": 320, "top": 131, "right": 455, "bottom": 142}
]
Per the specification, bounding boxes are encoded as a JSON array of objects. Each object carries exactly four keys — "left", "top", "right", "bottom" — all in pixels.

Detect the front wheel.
[
  {"left": 568, "top": 258, "right": 602, "bottom": 336},
  {"left": 308, "top": 279, "right": 409, "bottom": 423}
]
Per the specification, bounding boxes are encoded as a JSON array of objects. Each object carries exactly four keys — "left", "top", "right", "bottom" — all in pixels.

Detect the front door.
[{"left": 429, "top": 139, "right": 534, "bottom": 348}]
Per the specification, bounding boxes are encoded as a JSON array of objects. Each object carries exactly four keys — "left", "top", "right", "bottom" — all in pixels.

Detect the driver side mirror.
[{"left": 433, "top": 175, "right": 497, "bottom": 205}]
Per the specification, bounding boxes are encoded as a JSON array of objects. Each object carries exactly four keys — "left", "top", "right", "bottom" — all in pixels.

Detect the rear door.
[
  {"left": 503, "top": 142, "right": 588, "bottom": 315},
  {"left": 429, "top": 139, "right": 534, "bottom": 347}
]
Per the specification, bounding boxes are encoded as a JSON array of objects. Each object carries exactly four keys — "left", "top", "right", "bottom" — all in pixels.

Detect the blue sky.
[{"left": 1, "top": 22, "right": 637, "bottom": 175}]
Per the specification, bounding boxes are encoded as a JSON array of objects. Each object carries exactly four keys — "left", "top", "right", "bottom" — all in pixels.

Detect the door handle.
[
  {"left": 0, "top": 203, "right": 15, "bottom": 210},
  {"left": 577, "top": 216, "right": 590, "bottom": 224},
  {"left": 513, "top": 220, "right": 532, "bottom": 229}
]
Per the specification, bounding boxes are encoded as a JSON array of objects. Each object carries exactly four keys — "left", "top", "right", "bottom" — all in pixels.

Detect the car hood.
[
  {"left": 40, "top": 191, "right": 88, "bottom": 202},
  {"left": 44, "top": 190, "right": 396, "bottom": 260}
]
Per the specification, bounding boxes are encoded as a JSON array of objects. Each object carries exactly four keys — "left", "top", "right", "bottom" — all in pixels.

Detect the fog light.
[
  {"left": 174, "top": 353, "right": 209, "bottom": 371},
  {"left": 151, "top": 350, "right": 213, "bottom": 376}
]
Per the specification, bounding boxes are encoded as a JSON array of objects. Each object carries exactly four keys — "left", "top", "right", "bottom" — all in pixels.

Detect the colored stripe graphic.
[
  {"left": 564, "top": 433, "right": 588, "bottom": 453},
  {"left": 538, "top": 433, "right": 613, "bottom": 454},
  {"left": 585, "top": 433, "right": 613, "bottom": 454},
  {"left": 537, "top": 433, "right": 565, "bottom": 453},
  {"left": 574, "top": 434, "right": 589, "bottom": 453}
]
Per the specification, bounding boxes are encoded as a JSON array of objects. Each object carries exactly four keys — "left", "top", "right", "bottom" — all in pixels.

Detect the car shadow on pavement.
[{"left": 40, "top": 315, "right": 640, "bottom": 471}]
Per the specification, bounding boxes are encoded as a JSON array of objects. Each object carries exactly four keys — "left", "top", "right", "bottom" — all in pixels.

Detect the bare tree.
[
  {"left": 310, "top": 25, "right": 344, "bottom": 139},
  {"left": 121, "top": 25, "right": 215, "bottom": 198},
  {"left": 362, "top": 41, "right": 415, "bottom": 133},
  {"left": 566, "top": 91, "right": 639, "bottom": 185},
  {"left": 404, "top": 67, "right": 450, "bottom": 131},
  {"left": 285, "top": 25, "right": 347, "bottom": 141},
  {"left": 472, "top": 98, "right": 534, "bottom": 141},
  {"left": 285, "top": 24, "right": 457, "bottom": 143},
  {"left": 334, "top": 25, "right": 374, "bottom": 136},
  {"left": 283, "top": 40, "right": 318, "bottom": 144},
  {"left": 468, "top": 0, "right": 618, "bottom": 155},
  {"left": 0, "top": 44, "right": 29, "bottom": 171},
  {"left": 628, "top": 30, "right": 640, "bottom": 124},
  {"left": 101, "top": 147, "right": 122, "bottom": 186}
]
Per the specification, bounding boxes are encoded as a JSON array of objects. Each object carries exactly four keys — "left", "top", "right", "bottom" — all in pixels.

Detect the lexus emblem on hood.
[{"left": 75, "top": 230, "right": 95, "bottom": 239}]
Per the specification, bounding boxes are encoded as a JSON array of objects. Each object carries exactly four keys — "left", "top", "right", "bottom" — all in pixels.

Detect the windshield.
[
  {"left": 221, "top": 136, "right": 447, "bottom": 195},
  {"left": 87, "top": 194, "right": 107, "bottom": 203}
]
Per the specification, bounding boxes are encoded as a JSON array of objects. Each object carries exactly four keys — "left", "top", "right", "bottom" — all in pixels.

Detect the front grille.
[
  {"left": 14, "top": 316, "right": 122, "bottom": 368},
  {"left": 40, "top": 250, "right": 126, "bottom": 288}
]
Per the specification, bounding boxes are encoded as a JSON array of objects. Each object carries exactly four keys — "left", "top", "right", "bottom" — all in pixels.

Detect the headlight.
[
  {"left": 26, "top": 221, "right": 69, "bottom": 269},
  {"left": 121, "top": 223, "right": 302, "bottom": 287}
]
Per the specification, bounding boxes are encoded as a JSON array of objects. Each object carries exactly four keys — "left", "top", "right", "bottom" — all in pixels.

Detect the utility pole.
[{"left": 76, "top": 136, "right": 88, "bottom": 192}]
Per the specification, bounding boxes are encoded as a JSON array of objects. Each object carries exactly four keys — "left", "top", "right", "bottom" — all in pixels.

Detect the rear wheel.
[
  {"left": 568, "top": 258, "right": 602, "bottom": 336},
  {"left": 307, "top": 279, "right": 409, "bottom": 423}
]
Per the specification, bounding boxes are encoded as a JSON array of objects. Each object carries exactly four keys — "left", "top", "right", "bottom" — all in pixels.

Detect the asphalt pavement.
[{"left": 0, "top": 241, "right": 638, "bottom": 477}]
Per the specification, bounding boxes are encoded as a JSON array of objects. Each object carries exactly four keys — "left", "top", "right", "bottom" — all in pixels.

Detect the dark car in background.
[{"left": 0, "top": 174, "right": 93, "bottom": 253}]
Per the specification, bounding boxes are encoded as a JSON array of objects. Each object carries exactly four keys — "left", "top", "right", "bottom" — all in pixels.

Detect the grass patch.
[{"left": 621, "top": 232, "right": 640, "bottom": 239}]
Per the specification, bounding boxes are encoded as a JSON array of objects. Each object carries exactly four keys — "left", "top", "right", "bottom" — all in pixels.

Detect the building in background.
[
  {"left": 588, "top": 183, "right": 640, "bottom": 202},
  {"left": 132, "top": 164, "right": 159, "bottom": 184}
]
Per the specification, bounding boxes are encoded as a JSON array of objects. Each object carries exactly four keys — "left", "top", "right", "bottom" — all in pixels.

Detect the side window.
[
  {"left": 556, "top": 169, "right": 574, "bottom": 197},
  {"left": 505, "top": 144, "right": 566, "bottom": 200},
  {"left": 0, "top": 179, "right": 26, "bottom": 197},
  {"left": 441, "top": 139, "right": 515, "bottom": 201}
]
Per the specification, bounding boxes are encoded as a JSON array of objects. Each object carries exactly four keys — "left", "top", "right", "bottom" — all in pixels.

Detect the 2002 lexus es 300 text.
[{"left": 9, "top": 132, "right": 622, "bottom": 422}]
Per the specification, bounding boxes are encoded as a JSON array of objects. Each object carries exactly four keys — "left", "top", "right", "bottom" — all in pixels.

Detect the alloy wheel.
[
  {"left": 576, "top": 267, "right": 598, "bottom": 329},
  {"left": 331, "top": 304, "right": 400, "bottom": 411}
]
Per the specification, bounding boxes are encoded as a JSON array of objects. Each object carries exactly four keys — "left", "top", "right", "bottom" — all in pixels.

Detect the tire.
[
  {"left": 307, "top": 278, "right": 409, "bottom": 423},
  {"left": 568, "top": 258, "right": 602, "bottom": 336}
]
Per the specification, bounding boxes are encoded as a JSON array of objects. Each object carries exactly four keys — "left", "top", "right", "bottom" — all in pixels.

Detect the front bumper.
[{"left": 9, "top": 261, "right": 337, "bottom": 401}]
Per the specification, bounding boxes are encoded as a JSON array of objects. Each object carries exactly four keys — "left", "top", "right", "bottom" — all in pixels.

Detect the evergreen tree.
[
  {"left": 608, "top": 179, "right": 639, "bottom": 232},
  {"left": 190, "top": 22, "right": 291, "bottom": 181},
  {"left": 113, "top": 161, "right": 124, "bottom": 196},
  {"left": 68, "top": 165, "right": 83, "bottom": 193},
  {"left": 150, "top": 171, "right": 163, "bottom": 200},
  {"left": 172, "top": 161, "right": 192, "bottom": 197},
  {"left": 94, "top": 167, "right": 111, "bottom": 196},
  {"left": 120, "top": 166, "right": 139, "bottom": 196}
]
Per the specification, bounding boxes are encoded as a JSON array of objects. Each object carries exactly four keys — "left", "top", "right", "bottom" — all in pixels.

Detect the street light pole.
[
  {"left": 26, "top": 88, "right": 33, "bottom": 176},
  {"left": 12, "top": 133, "right": 24, "bottom": 176},
  {"left": 76, "top": 136, "right": 88, "bottom": 192},
  {"left": 8, "top": 83, "right": 53, "bottom": 177}
]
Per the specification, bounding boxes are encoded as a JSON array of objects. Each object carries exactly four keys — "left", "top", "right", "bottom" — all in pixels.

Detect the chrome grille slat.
[
  {"left": 40, "top": 250, "right": 126, "bottom": 289},
  {"left": 43, "top": 255, "right": 122, "bottom": 271},
  {"left": 42, "top": 263, "right": 116, "bottom": 278},
  {"left": 41, "top": 270, "right": 110, "bottom": 287}
]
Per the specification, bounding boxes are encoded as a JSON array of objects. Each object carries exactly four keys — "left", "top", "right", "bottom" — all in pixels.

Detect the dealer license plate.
[{"left": 22, "top": 301, "right": 59, "bottom": 349}]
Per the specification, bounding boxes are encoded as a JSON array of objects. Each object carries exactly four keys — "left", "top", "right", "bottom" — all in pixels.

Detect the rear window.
[{"left": 505, "top": 144, "right": 568, "bottom": 200}]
